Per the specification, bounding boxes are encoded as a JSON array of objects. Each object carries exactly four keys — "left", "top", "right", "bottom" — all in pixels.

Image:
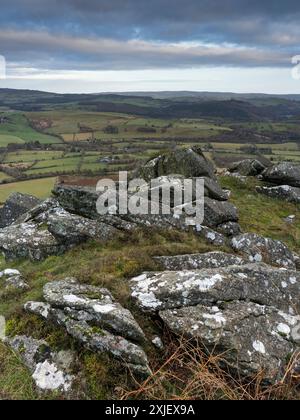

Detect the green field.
[
  {"left": 0, "top": 177, "right": 57, "bottom": 204},
  {"left": 0, "top": 113, "right": 61, "bottom": 145}
]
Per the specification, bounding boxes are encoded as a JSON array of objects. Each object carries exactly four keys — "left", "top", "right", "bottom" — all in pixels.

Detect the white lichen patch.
[
  {"left": 63, "top": 294, "right": 87, "bottom": 305},
  {"left": 93, "top": 303, "right": 116, "bottom": 314},
  {"left": 276, "top": 323, "right": 291, "bottom": 336},
  {"left": 0, "top": 268, "right": 21, "bottom": 278},
  {"left": 252, "top": 340, "right": 266, "bottom": 354},
  {"left": 32, "top": 360, "right": 73, "bottom": 392}
]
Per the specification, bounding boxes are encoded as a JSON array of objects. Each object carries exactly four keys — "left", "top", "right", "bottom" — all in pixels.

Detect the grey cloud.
[
  {"left": 0, "top": 1, "right": 299, "bottom": 71},
  {"left": 0, "top": 30, "right": 292, "bottom": 71}
]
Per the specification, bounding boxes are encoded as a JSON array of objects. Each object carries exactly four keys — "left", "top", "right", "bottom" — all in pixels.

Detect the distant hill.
[{"left": 1, "top": 88, "right": 300, "bottom": 121}]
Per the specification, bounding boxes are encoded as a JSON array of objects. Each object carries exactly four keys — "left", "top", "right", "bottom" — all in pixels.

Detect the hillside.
[
  {"left": 2, "top": 89, "right": 300, "bottom": 121},
  {"left": 0, "top": 149, "right": 299, "bottom": 400}
]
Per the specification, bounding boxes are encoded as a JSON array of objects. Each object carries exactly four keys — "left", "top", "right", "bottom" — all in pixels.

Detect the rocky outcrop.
[
  {"left": 130, "top": 263, "right": 300, "bottom": 381},
  {"left": 229, "top": 159, "right": 267, "bottom": 177},
  {"left": 5, "top": 335, "right": 74, "bottom": 392},
  {"left": 0, "top": 193, "right": 41, "bottom": 229},
  {"left": 262, "top": 162, "right": 300, "bottom": 188},
  {"left": 0, "top": 199, "right": 118, "bottom": 261},
  {"left": 231, "top": 233, "right": 296, "bottom": 269},
  {"left": 25, "top": 278, "right": 150, "bottom": 377},
  {"left": 155, "top": 251, "right": 246, "bottom": 271},
  {"left": 53, "top": 179, "right": 240, "bottom": 238},
  {"left": 256, "top": 185, "right": 300, "bottom": 204},
  {"left": 136, "top": 147, "right": 217, "bottom": 182}
]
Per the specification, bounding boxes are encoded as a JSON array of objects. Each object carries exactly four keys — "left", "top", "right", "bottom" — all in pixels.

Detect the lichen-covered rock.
[
  {"left": 129, "top": 263, "right": 300, "bottom": 314},
  {"left": 262, "top": 162, "right": 300, "bottom": 187},
  {"left": 216, "top": 221, "right": 242, "bottom": 237},
  {"left": 53, "top": 185, "right": 100, "bottom": 219},
  {"left": 193, "top": 225, "right": 226, "bottom": 246},
  {"left": 231, "top": 233, "right": 296, "bottom": 269},
  {"left": 25, "top": 278, "right": 150, "bottom": 377},
  {"left": 0, "top": 222, "right": 65, "bottom": 261},
  {"left": 130, "top": 175, "right": 229, "bottom": 202},
  {"left": 43, "top": 279, "right": 145, "bottom": 342},
  {"left": 5, "top": 335, "right": 74, "bottom": 392},
  {"left": 256, "top": 185, "right": 300, "bottom": 204},
  {"left": 0, "top": 199, "right": 120, "bottom": 261},
  {"left": 229, "top": 159, "right": 266, "bottom": 177},
  {"left": 136, "top": 147, "right": 217, "bottom": 182},
  {"left": 0, "top": 268, "right": 29, "bottom": 290},
  {"left": 46, "top": 207, "right": 118, "bottom": 244},
  {"left": 0, "top": 193, "right": 41, "bottom": 228},
  {"left": 155, "top": 252, "right": 246, "bottom": 271},
  {"left": 160, "top": 302, "right": 300, "bottom": 381},
  {"left": 130, "top": 262, "right": 300, "bottom": 381},
  {"left": 52, "top": 310, "right": 150, "bottom": 376}
]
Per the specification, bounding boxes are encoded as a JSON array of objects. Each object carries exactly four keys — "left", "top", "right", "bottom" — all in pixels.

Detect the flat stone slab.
[
  {"left": 129, "top": 263, "right": 300, "bottom": 314},
  {"left": 154, "top": 251, "right": 246, "bottom": 271}
]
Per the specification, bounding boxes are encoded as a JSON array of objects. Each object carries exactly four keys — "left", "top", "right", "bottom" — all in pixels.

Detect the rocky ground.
[{"left": 0, "top": 148, "right": 299, "bottom": 400}]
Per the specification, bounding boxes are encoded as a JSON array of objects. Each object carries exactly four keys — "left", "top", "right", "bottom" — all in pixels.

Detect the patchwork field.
[
  {"left": 0, "top": 107, "right": 299, "bottom": 200},
  {"left": 25, "top": 110, "right": 231, "bottom": 142}
]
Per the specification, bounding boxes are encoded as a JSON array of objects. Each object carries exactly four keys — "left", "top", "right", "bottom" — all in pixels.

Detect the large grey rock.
[
  {"left": 0, "top": 222, "right": 65, "bottom": 261},
  {"left": 53, "top": 185, "right": 100, "bottom": 219},
  {"left": 130, "top": 263, "right": 300, "bottom": 381},
  {"left": 203, "top": 198, "right": 239, "bottom": 228},
  {"left": 129, "top": 263, "right": 300, "bottom": 314},
  {"left": 160, "top": 302, "right": 300, "bottom": 381},
  {"left": 45, "top": 207, "right": 117, "bottom": 244},
  {"left": 25, "top": 279, "right": 150, "bottom": 377},
  {"left": 0, "top": 193, "right": 41, "bottom": 228},
  {"left": 43, "top": 279, "right": 145, "bottom": 343},
  {"left": 256, "top": 185, "right": 300, "bottom": 204},
  {"left": 136, "top": 147, "right": 217, "bottom": 182},
  {"left": 5, "top": 335, "right": 74, "bottom": 392},
  {"left": 231, "top": 233, "right": 296, "bottom": 269},
  {"left": 229, "top": 159, "right": 266, "bottom": 177},
  {"left": 155, "top": 252, "right": 246, "bottom": 271},
  {"left": 0, "top": 199, "right": 119, "bottom": 261},
  {"left": 262, "top": 162, "right": 300, "bottom": 187}
]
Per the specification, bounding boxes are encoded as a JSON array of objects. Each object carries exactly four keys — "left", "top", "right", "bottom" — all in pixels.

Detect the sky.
[{"left": 0, "top": 0, "right": 300, "bottom": 94}]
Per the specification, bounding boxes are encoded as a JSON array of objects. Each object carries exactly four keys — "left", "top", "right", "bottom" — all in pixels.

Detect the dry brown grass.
[{"left": 120, "top": 336, "right": 300, "bottom": 401}]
